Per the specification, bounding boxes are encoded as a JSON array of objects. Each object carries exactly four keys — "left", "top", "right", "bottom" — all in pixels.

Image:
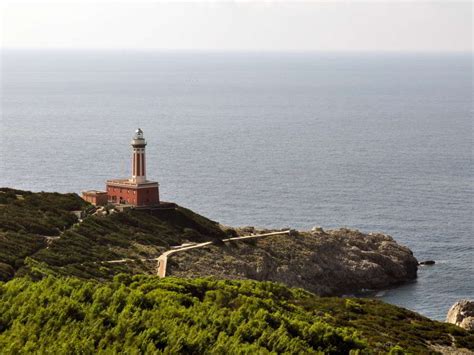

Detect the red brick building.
[
  {"left": 81, "top": 190, "right": 108, "bottom": 206},
  {"left": 106, "top": 180, "right": 159, "bottom": 206},
  {"left": 106, "top": 128, "right": 160, "bottom": 207}
]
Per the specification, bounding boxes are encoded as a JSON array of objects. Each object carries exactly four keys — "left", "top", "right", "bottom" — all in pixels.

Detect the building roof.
[
  {"left": 106, "top": 179, "right": 159, "bottom": 187},
  {"left": 82, "top": 190, "right": 107, "bottom": 195}
]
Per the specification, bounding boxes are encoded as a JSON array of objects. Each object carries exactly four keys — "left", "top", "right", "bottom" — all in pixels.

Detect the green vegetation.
[
  {"left": 0, "top": 188, "right": 226, "bottom": 281},
  {"left": 1, "top": 276, "right": 472, "bottom": 354},
  {"left": 1, "top": 188, "right": 472, "bottom": 353},
  {"left": 0, "top": 188, "right": 88, "bottom": 281}
]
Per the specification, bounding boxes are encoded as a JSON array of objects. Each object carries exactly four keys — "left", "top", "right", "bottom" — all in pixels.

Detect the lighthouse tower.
[
  {"left": 131, "top": 128, "right": 147, "bottom": 184},
  {"left": 105, "top": 128, "right": 160, "bottom": 206}
]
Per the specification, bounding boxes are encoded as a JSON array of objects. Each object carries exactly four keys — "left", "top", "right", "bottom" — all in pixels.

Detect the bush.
[
  {"left": 1, "top": 276, "right": 470, "bottom": 354},
  {"left": 0, "top": 276, "right": 366, "bottom": 353}
]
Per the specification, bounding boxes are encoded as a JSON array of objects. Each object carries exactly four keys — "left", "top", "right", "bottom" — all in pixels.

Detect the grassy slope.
[
  {"left": 0, "top": 276, "right": 472, "bottom": 354},
  {"left": 0, "top": 189, "right": 226, "bottom": 281},
  {"left": 0, "top": 188, "right": 88, "bottom": 280}
]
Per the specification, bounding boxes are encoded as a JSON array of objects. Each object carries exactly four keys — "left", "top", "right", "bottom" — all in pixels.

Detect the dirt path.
[
  {"left": 157, "top": 230, "right": 291, "bottom": 277},
  {"left": 100, "top": 230, "right": 291, "bottom": 277}
]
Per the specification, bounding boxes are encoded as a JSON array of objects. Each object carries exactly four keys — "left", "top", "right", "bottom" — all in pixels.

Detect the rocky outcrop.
[
  {"left": 446, "top": 300, "right": 474, "bottom": 331},
  {"left": 167, "top": 228, "right": 418, "bottom": 296},
  {"left": 419, "top": 260, "right": 435, "bottom": 265}
]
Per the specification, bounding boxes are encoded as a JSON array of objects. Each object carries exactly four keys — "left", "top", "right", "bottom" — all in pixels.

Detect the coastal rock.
[
  {"left": 419, "top": 260, "right": 435, "bottom": 265},
  {"left": 311, "top": 226, "right": 324, "bottom": 233},
  {"left": 446, "top": 300, "right": 474, "bottom": 331},
  {"left": 168, "top": 228, "right": 418, "bottom": 296}
]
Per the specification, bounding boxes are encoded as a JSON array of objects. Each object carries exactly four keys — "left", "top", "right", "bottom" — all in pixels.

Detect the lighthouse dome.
[
  {"left": 134, "top": 128, "right": 144, "bottom": 139},
  {"left": 131, "top": 128, "right": 146, "bottom": 147}
]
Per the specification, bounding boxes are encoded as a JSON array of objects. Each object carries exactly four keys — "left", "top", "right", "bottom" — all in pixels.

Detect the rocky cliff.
[
  {"left": 447, "top": 300, "right": 474, "bottom": 331},
  {"left": 167, "top": 227, "right": 418, "bottom": 296}
]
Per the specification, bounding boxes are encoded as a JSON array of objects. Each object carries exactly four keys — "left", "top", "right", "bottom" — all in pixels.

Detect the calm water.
[{"left": 1, "top": 50, "right": 472, "bottom": 320}]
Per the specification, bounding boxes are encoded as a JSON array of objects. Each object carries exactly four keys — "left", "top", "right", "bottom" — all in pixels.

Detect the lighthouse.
[
  {"left": 131, "top": 128, "right": 147, "bottom": 184},
  {"left": 105, "top": 128, "right": 160, "bottom": 206}
]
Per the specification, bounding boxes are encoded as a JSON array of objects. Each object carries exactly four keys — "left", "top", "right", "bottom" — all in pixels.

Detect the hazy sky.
[{"left": 1, "top": 1, "right": 472, "bottom": 52}]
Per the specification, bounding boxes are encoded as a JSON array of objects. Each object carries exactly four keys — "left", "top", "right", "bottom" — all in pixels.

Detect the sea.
[{"left": 1, "top": 50, "right": 472, "bottom": 321}]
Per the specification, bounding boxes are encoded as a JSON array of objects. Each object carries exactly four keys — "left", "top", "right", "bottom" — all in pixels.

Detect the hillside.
[
  {"left": 0, "top": 188, "right": 473, "bottom": 353},
  {"left": 0, "top": 188, "right": 227, "bottom": 281},
  {"left": 0, "top": 276, "right": 473, "bottom": 354},
  {"left": 1, "top": 188, "right": 417, "bottom": 297}
]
